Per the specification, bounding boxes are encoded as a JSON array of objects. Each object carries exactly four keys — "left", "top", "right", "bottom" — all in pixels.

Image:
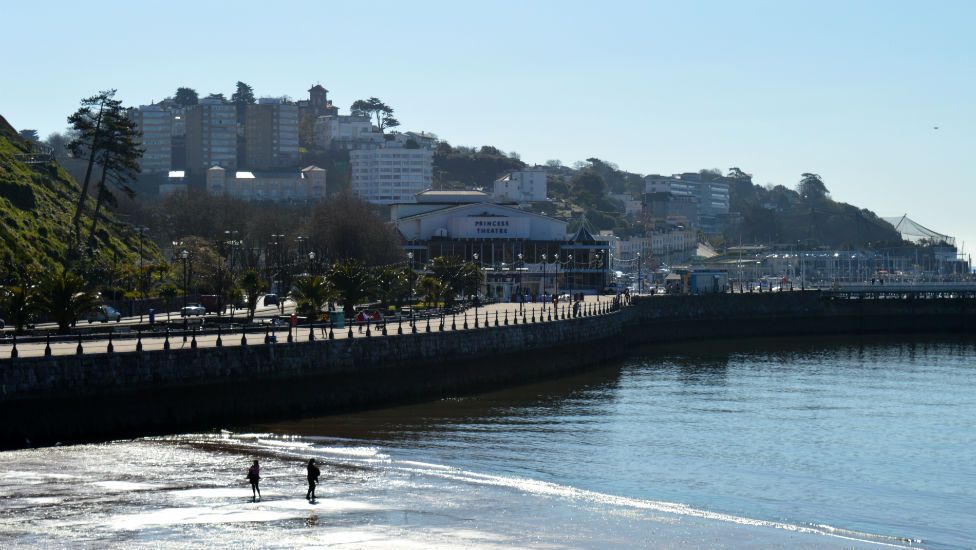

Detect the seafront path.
[{"left": 0, "top": 295, "right": 616, "bottom": 359}]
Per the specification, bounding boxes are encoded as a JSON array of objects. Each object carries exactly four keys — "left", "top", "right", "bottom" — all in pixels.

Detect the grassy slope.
[{"left": 0, "top": 114, "right": 155, "bottom": 275}]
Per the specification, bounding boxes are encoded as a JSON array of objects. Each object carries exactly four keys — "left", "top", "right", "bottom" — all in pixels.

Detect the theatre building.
[{"left": 392, "top": 191, "right": 611, "bottom": 300}]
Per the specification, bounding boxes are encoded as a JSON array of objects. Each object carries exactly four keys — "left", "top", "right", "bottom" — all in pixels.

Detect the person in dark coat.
[
  {"left": 246, "top": 460, "right": 261, "bottom": 501},
  {"left": 306, "top": 458, "right": 321, "bottom": 502}
]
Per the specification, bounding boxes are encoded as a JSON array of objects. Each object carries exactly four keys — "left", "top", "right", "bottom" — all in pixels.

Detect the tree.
[
  {"left": 67, "top": 90, "right": 118, "bottom": 243},
  {"left": 569, "top": 170, "right": 607, "bottom": 203},
  {"left": 0, "top": 277, "right": 39, "bottom": 334},
  {"left": 205, "top": 265, "right": 237, "bottom": 314},
  {"left": 350, "top": 97, "right": 399, "bottom": 132},
  {"left": 39, "top": 268, "right": 98, "bottom": 334},
  {"left": 174, "top": 87, "right": 199, "bottom": 107},
  {"left": 373, "top": 266, "right": 416, "bottom": 310},
  {"left": 86, "top": 101, "right": 143, "bottom": 250},
  {"left": 158, "top": 283, "right": 179, "bottom": 322},
  {"left": 231, "top": 81, "right": 256, "bottom": 117},
  {"left": 289, "top": 275, "right": 334, "bottom": 318},
  {"left": 797, "top": 173, "right": 829, "bottom": 202},
  {"left": 239, "top": 269, "right": 268, "bottom": 322},
  {"left": 429, "top": 256, "right": 481, "bottom": 309},
  {"left": 308, "top": 192, "right": 404, "bottom": 265},
  {"left": 416, "top": 275, "right": 444, "bottom": 308},
  {"left": 17, "top": 129, "right": 39, "bottom": 142},
  {"left": 205, "top": 92, "right": 227, "bottom": 103},
  {"left": 44, "top": 132, "right": 72, "bottom": 158},
  {"left": 327, "top": 260, "right": 373, "bottom": 316}
]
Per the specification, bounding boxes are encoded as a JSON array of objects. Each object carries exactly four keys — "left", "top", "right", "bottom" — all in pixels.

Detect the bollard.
[
  {"left": 496, "top": 311, "right": 501, "bottom": 326},
  {"left": 366, "top": 320, "right": 371, "bottom": 337},
  {"left": 548, "top": 309, "right": 552, "bottom": 322},
  {"left": 216, "top": 325, "right": 222, "bottom": 348},
  {"left": 412, "top": 316, "right": 418, "bottom": 334},
  {"left": 44, "top": 333, "right": 52, "bottom": 357},
  {"left": 107, "top": 331, "right": 114, "bottom": 353},
  {"left": 426, "top": 315, "right": 431, "bottom": 332},
  {"left": 11, "top": 334, "right": 17, "bottom": 359},
  {"left": 382, "top": 322, "right": 388, "bottom": 336},
  {"left": 136, "top": 329, "right": 143, "bottom": 352},
  {"left": 329, "top": 324, "right": 335, "bottom": 340},
  {"left": 76, "top": 333, "right": 83, "bottom": 355},
  {"left": 475, "top": 310, "right": 479, "bottom": 328},
  {"left": 348, "top": 324, "right": 354, "bottom": 339},
  {"left": 451, "top": 314, "right": 456, "bottom": 331},
  {"left": 439, "top": 314, "right": 444, "bottom": 331},
  {"left": 398, "top": 318, "right": 403, "bottom": 335},
  {"left": 287, "top": 325, "right": 293, "bottom": 343},
  {"left": 241, "top": 329, "right": 248, "bottom": 346},
  {"left": 165, "top": 327, "right": 171, "bottom": 350},
  {"left": 191, "top": 328, "right": 198, "bottom": 349},
  {"left": 463, "top": 312, "right": 468, "bottom": 330},
  {"left": 485, "top": 310, "right": 490, "bottom": 327},
  {"left": 503, "top": 311, "right": 507, "bottom": 326},
  {"left": 531, "top": 310, "right": 536, "bottom": 323},
  {"left": 309, "top": 324, "right": 315, "bottom": 342}
]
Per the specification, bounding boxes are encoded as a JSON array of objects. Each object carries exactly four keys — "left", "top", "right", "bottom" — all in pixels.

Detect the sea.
[{"left": 0, "top": 335, "right": 973, "bottom": 549}]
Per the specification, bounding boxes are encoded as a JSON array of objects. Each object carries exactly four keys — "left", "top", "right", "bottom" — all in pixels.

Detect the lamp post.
[
  {"left": 180, "top": 249, "right": 189, "bottom": 341},
  {"left": 517, "top": 253, "right": 525, "bottom": 313},
  {"left": 472, "top": 253, "right": 480, "bottom": 325},
  {"left": 541, "top": 253, "right": 548, "bottom": 307},
  {"left": 637, "top": 252, "right": 642, "bottom": 295},
  {"left": 136, "top": 226, "right": 149, "bottom": 323},
  {"left": 270, "top": 234, "right": 286, "bottom": 315}
]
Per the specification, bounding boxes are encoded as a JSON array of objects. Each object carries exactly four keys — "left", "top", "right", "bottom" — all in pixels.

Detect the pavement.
[{"left": 0, "top": 296, "right": 617, "bottom": 359}]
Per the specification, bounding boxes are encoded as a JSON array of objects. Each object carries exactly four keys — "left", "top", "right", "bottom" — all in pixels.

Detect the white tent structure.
[{"left": 882, "top": 215, "right": 955, "bottom": 246}]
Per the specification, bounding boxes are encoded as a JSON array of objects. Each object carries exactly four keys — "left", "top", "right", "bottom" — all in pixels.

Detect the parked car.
[
  {"left": 181, "top": 303, "right": 206, "bottom": 317},
  {"left": 87, "top": 305, "right": 122, "bottom": 323},
  {"left": 263, "top": 294, "right": 279, "bottom": 306}
]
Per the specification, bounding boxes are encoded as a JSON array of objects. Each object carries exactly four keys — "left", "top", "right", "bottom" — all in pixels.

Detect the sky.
[{"left": 4, "top": 0, "right": 975, "bottom": 254}]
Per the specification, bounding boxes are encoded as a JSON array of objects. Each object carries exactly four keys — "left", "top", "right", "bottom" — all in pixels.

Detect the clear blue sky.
[{"left": 4, "top": 0, "right": 975, "bottom": 253}]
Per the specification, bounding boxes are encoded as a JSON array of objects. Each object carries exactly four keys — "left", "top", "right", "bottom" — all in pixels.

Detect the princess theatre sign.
[{"left": 448, "top": 216, "right": 530, "bottom": 239}]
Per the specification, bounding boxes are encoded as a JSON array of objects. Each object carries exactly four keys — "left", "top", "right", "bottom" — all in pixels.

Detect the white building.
[
  {"left": 128, "top": 105, "right": 172, "bottom": 175},
  {"left": 314, "top": 114, "right": 378, "bottom": 149},
  {"left": 205, "top": 165, "right": 326, "bottom": 202},
  {"left": 350, "top": 143, "right": 434, "bottom": 205},
  {"left": 492, "top": 169, "right": 547, "bottom": 202}
]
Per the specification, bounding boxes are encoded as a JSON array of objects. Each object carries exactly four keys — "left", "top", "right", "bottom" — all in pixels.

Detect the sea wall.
[
  {"left": 3, "top": 291, "right": 975, "bottom": 450},
  {"left": 0, "top": 311, "right": 625, "bottom": 449}
]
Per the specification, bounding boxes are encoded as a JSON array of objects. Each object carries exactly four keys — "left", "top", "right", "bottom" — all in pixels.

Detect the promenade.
[{"left": 0, "top": 296, "right": 615, "bottom": 359}]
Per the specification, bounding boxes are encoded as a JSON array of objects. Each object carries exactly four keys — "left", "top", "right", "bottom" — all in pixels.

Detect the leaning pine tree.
[{"left": 67, "top": 90, "right": 118, "bottom": 244}]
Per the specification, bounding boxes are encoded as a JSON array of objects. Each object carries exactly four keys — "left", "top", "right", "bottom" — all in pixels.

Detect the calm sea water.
[{"left": 1, "top": 335, "right": 973, "bottom": 548}]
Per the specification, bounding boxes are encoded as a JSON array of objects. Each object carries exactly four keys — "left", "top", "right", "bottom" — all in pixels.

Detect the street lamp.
[
  {"left": 636, "top": 252, "right": 642, "bottom": 295},
  {"left": 308, "top": 251, "right": 316, "bottom": 275},
  {"left": 472, "top": 253, "right": 480, "bottom": 326},
  {"left": 541, "top": 253, "right": 548, "bottom": 306},
  {"left": 136, "top": 226, "right": 149, "bottom": 323},
  {"left": 180, "top": 249, "right": 189, "bottom": 341},
  {"left": 517, "top": 253, "right": 525, "bottom": 313}
]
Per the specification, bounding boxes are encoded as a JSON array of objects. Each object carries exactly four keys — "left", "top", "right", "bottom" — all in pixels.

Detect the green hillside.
[{"left": 0, "top": 114, "right": 155, "bottom": 278}]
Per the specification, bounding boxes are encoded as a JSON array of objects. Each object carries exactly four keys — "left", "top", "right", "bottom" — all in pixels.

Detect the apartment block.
[
  {"left": 185, "top": 98, "right": 237, "bottom": 175},
  {"left": 128, "top": 105, "right": 172, "bottom": 175},
  {"left": 244, "top": 98, "right": 300, "bottom": 170},
  {"left": 350, "top": 143, "right": 434, "bottom": 205}
]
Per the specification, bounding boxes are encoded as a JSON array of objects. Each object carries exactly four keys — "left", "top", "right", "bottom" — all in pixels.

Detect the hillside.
[{"left": 0, "top": 114, "right": 155, "bottom": 278}]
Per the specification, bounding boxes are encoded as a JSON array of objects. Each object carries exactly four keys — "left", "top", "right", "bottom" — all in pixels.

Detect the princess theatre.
[{"left": 392, "top": 190, "right": 612, "bottom": 301}]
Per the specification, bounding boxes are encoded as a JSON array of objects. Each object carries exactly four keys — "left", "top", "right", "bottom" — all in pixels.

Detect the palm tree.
[
  {"left": 40, "top": 269, "right": 99, "bottom": 334},
  {"left": 327, "top": 260, "right": 373, "bottom": 316},
  {"left": 416, "top": 275, "right": 444, "bottom": 309},
  {"left": 0, "top": 282, "right": 39, "bottom": 334},
  {"left": 239, "top": 269, "right": 268, "bottom": 322},
  {"left": 372, "top": 266, "right": 416, "bottom": 311},
  {"left": 290, "top": 275, "right": 334, "bottom": 318}
]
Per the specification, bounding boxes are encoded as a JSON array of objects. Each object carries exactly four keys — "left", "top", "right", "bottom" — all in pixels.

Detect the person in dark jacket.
[
  {"left": 306, "top": 458, "right": 321, "bottom": 502},
  {"left": 246, "top": 460, "right": 261, "bottom": 501}
]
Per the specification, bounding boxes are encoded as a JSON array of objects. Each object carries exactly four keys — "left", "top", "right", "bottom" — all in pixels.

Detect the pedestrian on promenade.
[
  {"left": 355, "top": 310, "right": 366, "bottom": 333},
  {"left": 246, "top": 460, "right": 261, "bottom": 502},
  {"left": 306, "top": 458, "right": 321, "bottom": 502}
]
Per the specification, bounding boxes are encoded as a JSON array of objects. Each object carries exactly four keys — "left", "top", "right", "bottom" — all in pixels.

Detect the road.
[{"left": 0, "top": 296, "right": 617, "bottom": 359}]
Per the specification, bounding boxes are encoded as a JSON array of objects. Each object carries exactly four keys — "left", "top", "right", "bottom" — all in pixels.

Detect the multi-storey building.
[
  {"left": 350, "top": 143, "right": 433, "bottom": 205},
  {"left": 185, "top": 98, "right": 237, "bottom": 175},
  {"left": 492, "top": 169, "right": 548, "bottom": 203},
  {"left": 643, "top": 173, "right": 730, "bottom": 234},
  {"left": 244, "top": 98, "right": 300, "bottom": 169},
  {"left": 128, "top": 105, "right": 172, "bottom": 175}
]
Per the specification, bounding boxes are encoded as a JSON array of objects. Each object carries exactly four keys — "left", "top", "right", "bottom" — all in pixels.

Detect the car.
[
  {"left": 87, "top": 305, "right": 122, "bottom": 323},
  {"left": 0, "top": 318, "right": 5, "bottom": 329},
  {"left": 181, "top": 303, "right": 206, "bottom": 317}
]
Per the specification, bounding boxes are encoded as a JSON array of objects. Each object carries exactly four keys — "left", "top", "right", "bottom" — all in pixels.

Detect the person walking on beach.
[
  {"left": 306, "top": 458, "right": 321, "bottom": 502},
  {"left": 246, "top": 460, "right": 261, "bottom": 502}
]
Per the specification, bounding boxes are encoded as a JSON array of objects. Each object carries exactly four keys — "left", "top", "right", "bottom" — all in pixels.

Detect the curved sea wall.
[{"left": 3, "top": 291, "right": 974, "bottom": 449}]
